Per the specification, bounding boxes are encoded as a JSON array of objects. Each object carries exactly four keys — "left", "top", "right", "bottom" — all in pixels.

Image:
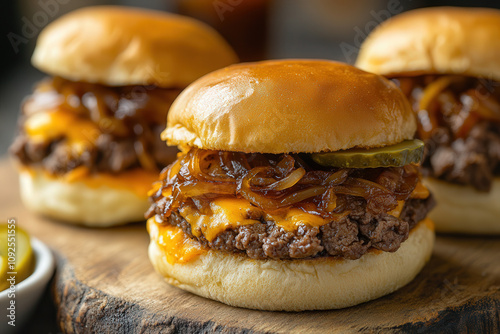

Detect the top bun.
[
  {"left": 356, "top": 7, "right": 500, "bottom": 80},
  {"left": 164, "top": 60, "right": 416, "bottom": 153},
  {"left": 32, "top": 6, "right": 238, "bottom": 88}
]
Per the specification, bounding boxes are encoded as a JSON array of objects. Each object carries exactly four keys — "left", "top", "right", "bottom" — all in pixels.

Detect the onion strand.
[{"left": 153, "top": 148, "right": 421, "bottom": 219}]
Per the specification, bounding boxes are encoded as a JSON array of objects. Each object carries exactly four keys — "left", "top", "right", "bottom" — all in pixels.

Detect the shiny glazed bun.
[
  {"left": 356, "top": 7, "right": 500, "bottom": 80},
  {"left": 149, "top": 219, "right": 435, "bottom": 311},
  {"left": 32, "top": 6, "right": 238, "bottom": 87},
  {"left": 423, "top": 177, "right": 500, "bottom": 234},
  {"left": 164, "top": 60, "right": 416, "bottom": 153}
]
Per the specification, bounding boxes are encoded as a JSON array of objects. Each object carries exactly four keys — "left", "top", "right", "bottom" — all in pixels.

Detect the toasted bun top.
[
  {"left": 356, "top": 7, "right": 500, "bottom": 81},
  {"left": 164, "top": 60, "right": 415, "bottom": 153},
  {"left": 32, "top": 6, "right": 238, "bottom": 87}
]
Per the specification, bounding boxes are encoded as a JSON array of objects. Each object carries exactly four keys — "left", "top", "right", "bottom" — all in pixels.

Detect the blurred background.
[{"left": 2, "top": 0, "right": 500, "bottom": 157}]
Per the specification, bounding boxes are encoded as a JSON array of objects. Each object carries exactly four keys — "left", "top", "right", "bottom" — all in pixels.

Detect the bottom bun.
[
  {"left": 423, "top": 177, "right": 500, "bottom": 234},
  {"left": 149, "top": 219, "right": 434, "bottom": 311},
  {"left": 19, "top": 168, "right": 152, "bottom": 227}
]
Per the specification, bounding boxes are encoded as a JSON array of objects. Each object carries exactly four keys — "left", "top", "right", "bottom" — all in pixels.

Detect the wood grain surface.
[{"left": 1, "top": 159, "right": 499, "bottom": 333}]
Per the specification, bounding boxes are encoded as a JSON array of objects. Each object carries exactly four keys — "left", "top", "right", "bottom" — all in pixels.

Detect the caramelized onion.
[
  {"left": 135, "top": 139, "right": 157, "bottom": 171},
  {"left": 463, "top": 89, "right": 500, "bottom": 123},
  {"left": 187, "top": 149, "right": 234, "bottom": 183},
  {"left": 296, "top": 201, "right": 349, "bottom": 220},
  {"left": 29, "top": 77, "right": 180, "bottom": 174},
  {"left": 263, "top": 167, "right": 306, "bottom": 191},
  {"left": 418, "top": 76, "right": 454, "bottom": 111},
  {"left": 219, "top": 151, "right": 250, "bottom": 178},
  {"left": 238, "top": 168, "right": 282, "bottom": 210},
  {"left": 323, "top": 169, "right": 349, "bottom": 186},
  {"left": 275, "top": 154, "right": 295, "bottom": 176},
  {"left": 151, "top": 148, "right": 422, "bottom": 220},
  {"left": 179, "top": 182, "right": 237, "bottom": 197},
  {"left": 401, "top": 75, "right": 500, "bottom": 141},
  {"left": 338, "top": 178, "right": 391, "bottom": 196},
  {"left": 321, "top": 188, "right": 337, "bottom": 212},
  {"left": 248, "top": 176, "right": 279, "bottom": 186},
  {"left": 166, "top": 159, "right": 182, "bottom": 182},
  {"left": 393, "top": 165, "right": 419, "bottom": 199},
  {"left": 278, "top": 186, "right": 326, "bottom": 207}
]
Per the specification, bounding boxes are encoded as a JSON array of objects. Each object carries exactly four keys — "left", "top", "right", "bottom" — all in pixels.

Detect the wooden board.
[{"left": 1, "top": 159, "right": 499, "bottom": 333}]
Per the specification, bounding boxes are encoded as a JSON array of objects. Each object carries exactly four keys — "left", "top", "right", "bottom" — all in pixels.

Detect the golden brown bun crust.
[
  {"left": 164, "top": 60, "right": 416, "bottom": 153},
  {"left": 424, "top": 177, "right": 500, "bottom": 234},
  {"left": 19, "top": 169, "right": 150, "bottom": 227},
  {"left": 356, "top": 7, "right": 500, "bottom": 80},
  {"left": 149, "top": 219, "right": 434, "bottom": 311},
  {"left": 32, "top": 6, "right": 238, "bottom": 87}
]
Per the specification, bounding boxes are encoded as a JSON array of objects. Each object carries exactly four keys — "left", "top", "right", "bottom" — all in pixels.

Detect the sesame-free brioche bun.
[
  {"left": 356, "top": 7, "right": 500, "bottom": 81},
  {"left": 164, "top": 60, "right": 416, "bottom": 153},
  {"left": 423, "top": 177, "right": 500, "bottom": 234},
  {"left": 32, "top": 6, "right": 238, "bottom": 87},
  {"left": 149, "top": 218, "right": 434, "bottom": 311},
  {"left": 19, "top": 168, "right": 155, "bottom": 227}
]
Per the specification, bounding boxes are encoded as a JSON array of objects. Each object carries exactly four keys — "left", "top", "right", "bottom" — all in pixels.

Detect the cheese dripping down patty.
[{"left": 149, "top": 182, "right": 430, "bottom": 264}]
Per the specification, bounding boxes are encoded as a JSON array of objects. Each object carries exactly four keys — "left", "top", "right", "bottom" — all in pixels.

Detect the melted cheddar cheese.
[
  {"left": 82, "top": 169, "right": 159, "bottom": 197},
  {"left": 266, "top": 209, "right": 329, "bottom": 232},
  {"left": 387, "top": 201, "right": 406, "bottom": 217},
  {"left": 31, "top": 166, "right": 158, "bottom": 197},
  {"left": 173, "top": 181, "right": 432, "bottom": 242},
  {"left": 178, "top": 197, "right": 335, "bottom": 239},
  {"left": 386, "top": 181, "right": 430, "bottom": 217},
  {"left": 148, "top": 217, "right": 206, "bottom": 264},
  {"left": 152, "top": 179, "right": 432, "bottom": 263},
  {"left": 23, "top": 106, "right": 161, "bottom": 197},
  {"left": 24, "top": 109, "right": 100, "bottom": 154},
  {"left": 179, "top": 198, "right": 259, "bottom": 242},
  {"left": 410, "top": 181, "right": 430, "bottom": 199}
]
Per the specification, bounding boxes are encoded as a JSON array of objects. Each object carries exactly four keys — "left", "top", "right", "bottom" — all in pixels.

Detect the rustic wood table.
[{"left": 1, "top": 159, "right": 499, "bottom": 333}]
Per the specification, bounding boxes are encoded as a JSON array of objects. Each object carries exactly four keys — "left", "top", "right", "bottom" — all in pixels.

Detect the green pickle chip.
[{"left": 311, "top": 140, "right": 424, "bottom": 168}]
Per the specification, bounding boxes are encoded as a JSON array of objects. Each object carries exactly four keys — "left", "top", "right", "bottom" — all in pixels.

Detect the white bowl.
[{"left": 0, "top": 237, "right": 55, "bottom": 334}]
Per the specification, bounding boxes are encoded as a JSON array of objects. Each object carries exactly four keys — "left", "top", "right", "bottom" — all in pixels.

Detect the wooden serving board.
[{"left": 0, "top": 159, "right": 499, "bottom": 333}]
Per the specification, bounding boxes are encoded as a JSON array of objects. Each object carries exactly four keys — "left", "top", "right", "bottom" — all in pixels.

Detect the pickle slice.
[
  {"left": 311, "top": 140, "right": 424, "bottom": 168},
  {"left": 0, "top": 224, "right": 34, "bottom": 291}
]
